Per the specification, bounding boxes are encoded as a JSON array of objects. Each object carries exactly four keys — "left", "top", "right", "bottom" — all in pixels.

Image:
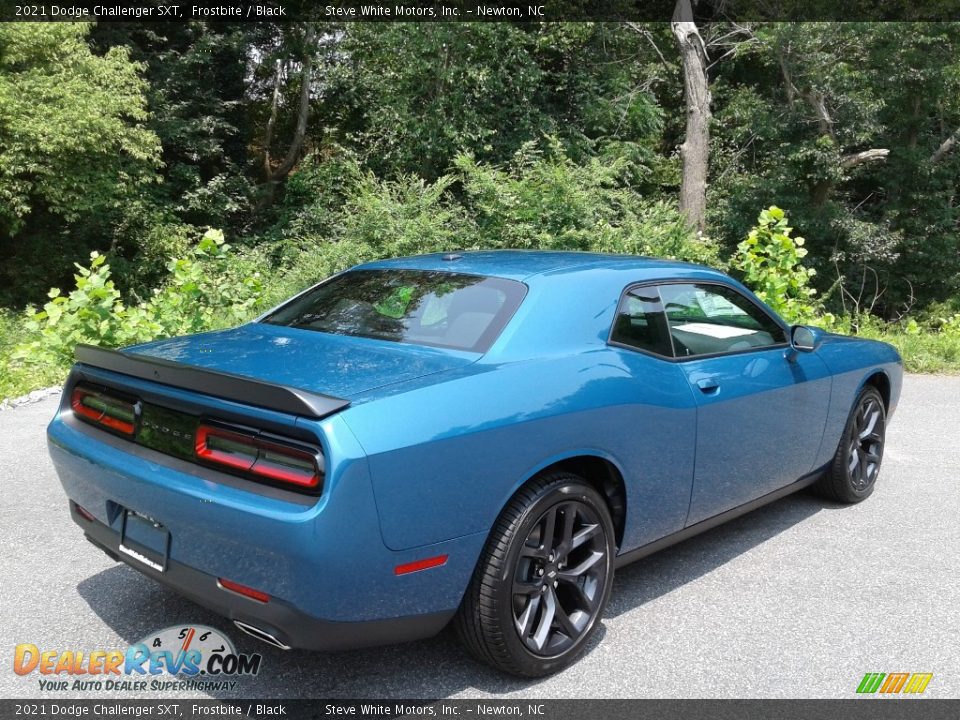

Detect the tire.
[
  {"left": 814, "top": 385, "right": 887, "bottom": 503},
  {"left": 455, "top": 472, "right": 615, "bottom": 677}
]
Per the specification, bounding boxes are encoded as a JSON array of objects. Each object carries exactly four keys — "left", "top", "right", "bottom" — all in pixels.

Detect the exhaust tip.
[{"left": 233, "top": 620, "right": 291, "bottom": 651}]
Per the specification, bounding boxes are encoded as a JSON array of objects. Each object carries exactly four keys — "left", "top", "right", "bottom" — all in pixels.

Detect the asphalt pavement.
[{"left": 1, "top": 374, "right": 957, "bottom": 699}]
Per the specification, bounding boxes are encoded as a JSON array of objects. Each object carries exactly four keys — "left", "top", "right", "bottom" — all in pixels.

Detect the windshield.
[{"left": 261, "top": 269, "right": 527, "bottom": 353}]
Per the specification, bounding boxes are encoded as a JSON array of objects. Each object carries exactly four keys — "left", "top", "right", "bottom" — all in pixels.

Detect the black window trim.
[{"left": 607, "top": 279, "right": 790, "bottom": 363}]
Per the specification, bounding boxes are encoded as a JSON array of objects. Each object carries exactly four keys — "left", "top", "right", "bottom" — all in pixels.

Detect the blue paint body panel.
[
  {"left": 127, "top": 322, "right": 477, "bottom": 399},
  {"left": 47, "top": 250, "right": 903, "bottom": 648},
  {"left": 679, "top": 347, "right": 833, "bottom": 524}
]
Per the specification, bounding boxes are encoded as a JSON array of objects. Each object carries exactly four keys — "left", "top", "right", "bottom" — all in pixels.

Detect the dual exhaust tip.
[{"left": 233, "top": 620, "right": 291, "bottom": 651}]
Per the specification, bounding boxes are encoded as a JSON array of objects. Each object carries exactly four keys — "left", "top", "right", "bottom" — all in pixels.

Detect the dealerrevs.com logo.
[{"left": 13, "top": 625, "right": 262, "bottom": 693}]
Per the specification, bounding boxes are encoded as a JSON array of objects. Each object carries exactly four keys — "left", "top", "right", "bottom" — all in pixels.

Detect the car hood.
[{"left": 125, "top": 323, "right": 478, "bottom": 400}]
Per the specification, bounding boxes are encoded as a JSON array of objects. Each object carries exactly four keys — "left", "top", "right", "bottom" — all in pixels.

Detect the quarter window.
[
  {"left": 658, "top": 283, "right": 786, "bottom": 358},
  {"left": 610, "top": 288, "right": 673, "bottom": 357}
]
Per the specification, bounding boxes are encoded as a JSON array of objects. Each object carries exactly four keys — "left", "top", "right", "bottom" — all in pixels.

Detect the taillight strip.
[
  {"left": 69, "top": 383, "right": 324, "bottom": 494},
  {"left": 194, "top": 425, "right": 258, "bottom": 472},
  {"left": 195, "top": 423, "right": 322, "bottom": 490},
  {"left": 71, "top": 386, "right": 136, "bottom": 435}
]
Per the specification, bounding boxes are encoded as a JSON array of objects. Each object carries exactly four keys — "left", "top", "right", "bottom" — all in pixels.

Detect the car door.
[
  {"left": 656, "top": 282, "right": 833, "bottom": 526},
  {"left": 606, "top": 285, "right": 698, "bottom": 549}
]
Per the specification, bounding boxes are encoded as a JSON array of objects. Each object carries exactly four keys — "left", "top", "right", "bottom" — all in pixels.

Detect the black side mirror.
[{"left": 790, "top": 325, "right": 818, "bottom": 353}]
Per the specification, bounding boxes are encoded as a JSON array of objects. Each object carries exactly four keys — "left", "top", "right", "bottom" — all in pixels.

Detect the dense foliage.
[
  {"left": 1, "top": 21, "right": 959, "bottom": 399},
  {"left": 0, "top": 23, "right": 161, "bottom": 298}
]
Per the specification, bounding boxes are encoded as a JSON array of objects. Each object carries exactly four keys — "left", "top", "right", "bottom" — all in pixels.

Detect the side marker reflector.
[
  {"left": 394, "top": 554, "right": 449, "bottom": 576},
  {"left": 217, "top": 577, "right": 270, "bottom": 603}
]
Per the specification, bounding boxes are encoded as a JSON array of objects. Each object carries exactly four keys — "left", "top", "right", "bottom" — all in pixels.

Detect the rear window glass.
[{"left": 261, "top": 269, "right": 527, "bottom": 353}]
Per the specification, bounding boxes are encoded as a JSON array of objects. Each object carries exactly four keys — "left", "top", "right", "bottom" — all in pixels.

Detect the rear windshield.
[{"left": 261, "top": 269, "right": 527, "bottom": 353}]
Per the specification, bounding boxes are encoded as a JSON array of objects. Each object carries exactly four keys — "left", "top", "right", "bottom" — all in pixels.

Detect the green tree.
[
  {"left": 709, "top": 22, "right": 960, "bottom": 312},
  {"left": 344, "top": 24, "right": 549, "bottom": 180},
  {"left": 0, "top": 22, "right": 161, "bottom": 301},
  {"left": 90, "top": 22, "right": 255, "bottom": 229},
  {"left": 340, "top": 24, "right": 666, "bottom": 183},
  {"left": 0, "top": 23, "right": 160, "bottom": 232},
  {"left": 88, "top": 22, "right": 260, "bottom": 297}
]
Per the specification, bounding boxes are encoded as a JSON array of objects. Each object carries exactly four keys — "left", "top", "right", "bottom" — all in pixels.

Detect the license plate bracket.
[{"left": 119, "top": 509, "right": 170, "bottom": 572}]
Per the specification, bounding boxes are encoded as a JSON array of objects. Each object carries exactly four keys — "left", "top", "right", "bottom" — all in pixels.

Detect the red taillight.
[
  {"left": 394, "top": 554, "right": 449, "bottom": 576},
  {"left": 194, "top": 425, "right": 258, "bottom": 472},
  {"left": 71, "top": 386, "right": 137, "bottom": 435},
  {"left": 195, "top": 424, "right": 321, "bottom": 490},
  {"left": 217, "top": 577, "right": 270, "bottom": 603}
]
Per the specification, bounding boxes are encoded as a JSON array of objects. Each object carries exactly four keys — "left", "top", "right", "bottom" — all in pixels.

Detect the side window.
[
  {"left": 659, "top": 283, "right": 786, "bottom": 358},
  {"left": 610, "top": 287, "right": 673, "bottom": 357}
]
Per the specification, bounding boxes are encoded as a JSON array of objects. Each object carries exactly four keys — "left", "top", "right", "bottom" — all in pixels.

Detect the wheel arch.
[
  {"left": 863, "top": 370, "right": 891, "bottom": 410},
  {"left": 512, "top": 453, "right": 627, "bottom": 549}
]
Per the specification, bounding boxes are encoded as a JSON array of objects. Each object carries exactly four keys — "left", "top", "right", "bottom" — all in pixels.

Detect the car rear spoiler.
[{"left": 74, "top": 344, "right": 350, "bottom": 420}]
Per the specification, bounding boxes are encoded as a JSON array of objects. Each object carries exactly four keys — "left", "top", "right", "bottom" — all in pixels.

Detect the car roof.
[{"left": 355, "top": 250, "right": 723, "bottom": 283}]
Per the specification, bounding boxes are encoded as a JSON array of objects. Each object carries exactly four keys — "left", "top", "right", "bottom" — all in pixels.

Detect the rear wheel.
[
  {"left": 455, "top": 473, "right": 615, "bottom": 677},
  {"left": 814, "top": 385, "right": 886, "bottom": 503}
]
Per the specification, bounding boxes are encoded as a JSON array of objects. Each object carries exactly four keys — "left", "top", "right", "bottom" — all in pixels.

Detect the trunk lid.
[{"left": 125, "top": 322, "right": 478, "bottom": 400}]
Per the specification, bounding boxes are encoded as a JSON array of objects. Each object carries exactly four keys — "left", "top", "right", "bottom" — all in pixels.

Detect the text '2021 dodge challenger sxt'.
[{"left": 48, "top": 251, "right": 902, "bottom": 676}]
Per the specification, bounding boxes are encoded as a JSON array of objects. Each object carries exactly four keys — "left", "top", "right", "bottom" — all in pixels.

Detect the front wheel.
[
  {"left": 455, "top": 472, "right": 615, "bottom": 677},
  {"left": 814, "top": 385, "right": 887, "bottom": 503}
]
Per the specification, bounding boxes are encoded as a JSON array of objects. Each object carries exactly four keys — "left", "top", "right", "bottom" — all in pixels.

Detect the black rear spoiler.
[{"left": 74, "top": 344, "right": 350, "bottom": 420}]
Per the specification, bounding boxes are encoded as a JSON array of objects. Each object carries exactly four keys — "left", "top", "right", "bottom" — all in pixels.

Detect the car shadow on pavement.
[
  {"left": 606, "top": 490, "right": 826, "bottom": 619},
  {"left": 77, "top": 563, "right": 543, "bottom": 698},
  {"left": 77, "top": 490, "right": 825, "bottom": 699}
]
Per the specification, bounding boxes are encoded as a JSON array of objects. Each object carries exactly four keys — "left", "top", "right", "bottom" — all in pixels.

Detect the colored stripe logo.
[{"left": 857, "top": 672, "right": 933, "bottom": 694}]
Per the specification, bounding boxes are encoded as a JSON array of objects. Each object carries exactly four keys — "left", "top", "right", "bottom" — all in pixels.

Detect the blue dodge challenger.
[{"left": 48, "top": 251, "right": 902, "bottom": 676}]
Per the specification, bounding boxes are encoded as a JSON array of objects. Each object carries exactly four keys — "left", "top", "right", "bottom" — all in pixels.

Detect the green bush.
[
  {"left": 5, "top": 179, "right": 959, "bottom": 405},
  {"left": 14, "top": 229, "right": 262, "bottom": 369},
  {"left": 731, "top": 206, "right": 822, "bottom": 325},
  {"left": 725, "top": 206, "right": 959, "bottom": 372},
  {"left": 858, "top": 324, "right": 960, "bottom": 374},
  {"left": 269, "top": 150, "right": 364, "bottom": 243},
  {"left": 340, "top": 172, "right": 467, "bottom": 258},
  {"left": 256, "top": 169, "right": 469, "bottom": 310},
  {"left": 0, "top": 309, "right": 17, "bottom": 358},
  {"left": 258, "top": 146, "right": 720, "bottom": 311},
  {"left": 0, "top": 309, "right": 64, "bottom": 401}
]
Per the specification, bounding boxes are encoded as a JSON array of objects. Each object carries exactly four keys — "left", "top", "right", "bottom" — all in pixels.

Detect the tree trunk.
[
  {"left": 930, "top": 126, "right": 960, "bottom": 165},
  {"left": 263, "top": 25, "right": 316, "bottom": 187},
  {"left": 671, "top": 1, "right": 711, "bottom": 233},
  {"left": 262, "top": 58, "right": 286, "bottom": 183},
  {"left": 841, "top": 148, "right": 890, "bottom": 169}
]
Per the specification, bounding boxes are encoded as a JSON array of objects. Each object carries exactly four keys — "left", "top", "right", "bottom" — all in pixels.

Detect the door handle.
[{"left": 696, "top": 378, "right": 720, "bottom": 394}]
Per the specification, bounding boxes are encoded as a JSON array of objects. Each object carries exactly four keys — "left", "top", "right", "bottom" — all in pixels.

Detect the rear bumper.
[
  {"left": 70, "top": 501, "right": 453, "bottom": 652},
  {"left": 47, "top": 382, "right": 487, "bottom": 649}
]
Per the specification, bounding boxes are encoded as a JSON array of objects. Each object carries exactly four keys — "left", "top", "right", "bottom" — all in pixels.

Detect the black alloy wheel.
[
  {"left": 455, "top": 472, "right": 616, "bottom": 677},
  {"left": 512, "top": 499, "right": 609, "bottom": 656},
  {"left": 814, "top": 385, "right": 887, "bottom": 503},
  {"left": 847, "top": 392, "right": 885, "bottom": 491}
]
